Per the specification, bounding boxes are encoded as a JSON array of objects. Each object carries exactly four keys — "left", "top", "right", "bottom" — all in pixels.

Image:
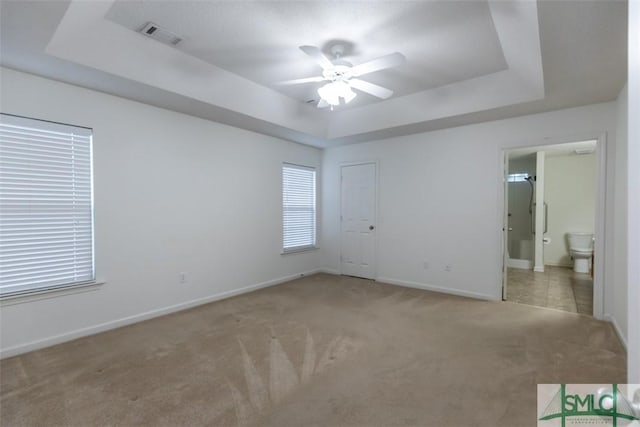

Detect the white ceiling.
[
  {"left": 105, "top": 1, "right": 508, "bottom": 108},
  {"left": 0, "top": 1, "right": 627, "bottom": 148}
]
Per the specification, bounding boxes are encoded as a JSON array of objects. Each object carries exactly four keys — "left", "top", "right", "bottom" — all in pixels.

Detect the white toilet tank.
[{"left": 567, "top": 232, "right": 594, "bottom": 250}]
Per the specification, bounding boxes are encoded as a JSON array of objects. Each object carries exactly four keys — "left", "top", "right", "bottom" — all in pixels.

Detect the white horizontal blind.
[
  {"left": 0, "top": 114, "right": 94, "bottom": 296},
  {"left": 282, "top": 163, "right": 316, "bottom": 252}
]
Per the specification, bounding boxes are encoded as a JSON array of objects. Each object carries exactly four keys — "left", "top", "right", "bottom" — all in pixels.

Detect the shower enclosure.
[{"left": 507, "top": 155, "right": 536, "bottom": 269}]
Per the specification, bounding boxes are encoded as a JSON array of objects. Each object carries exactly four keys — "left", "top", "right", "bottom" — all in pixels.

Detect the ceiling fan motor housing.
[{"left": 323, "top": 65, "right": 351, "bottom": 82}]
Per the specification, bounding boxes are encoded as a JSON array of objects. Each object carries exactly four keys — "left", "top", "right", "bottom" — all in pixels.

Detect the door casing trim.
[{"left": 498, "top": 132, "right": 607, "bottom": 319}]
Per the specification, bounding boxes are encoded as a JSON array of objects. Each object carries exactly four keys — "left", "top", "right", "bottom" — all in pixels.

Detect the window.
[
  {"left": 0, "top": 114, "right": 95, "bottom": 297},
  {"left": 282, "top": 163, "right": 316, "bottom": 252}
]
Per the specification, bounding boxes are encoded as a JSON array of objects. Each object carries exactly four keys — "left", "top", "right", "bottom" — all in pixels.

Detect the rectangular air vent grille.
[{"left": 140, "top": 22, "right": 182, "bottom": 46}]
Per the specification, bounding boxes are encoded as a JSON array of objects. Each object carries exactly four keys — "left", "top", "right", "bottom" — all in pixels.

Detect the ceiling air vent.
[{"left": 140, "top": 22, "right": 182, "bottom": 46}]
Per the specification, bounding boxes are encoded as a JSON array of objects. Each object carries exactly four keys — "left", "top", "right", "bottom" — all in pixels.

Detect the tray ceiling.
[
  {"left": 0, "top": 1, "right": 627, "bottom": 148},
  {"left": 105, "top": 1, "right": 509, "bottom": 108}
]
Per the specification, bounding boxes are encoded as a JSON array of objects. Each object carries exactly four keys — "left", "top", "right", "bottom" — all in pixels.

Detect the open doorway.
[{"left": 502, "top": 139, "right": 602, "bottom": 316}]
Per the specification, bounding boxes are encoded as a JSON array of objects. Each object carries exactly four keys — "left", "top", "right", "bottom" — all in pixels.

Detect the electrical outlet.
[
  {"left": 179, "top": 272, "right": 187, "bottom": 284},
  {"left": 444, "top": 265, "right": 452, "bottom": 272}
]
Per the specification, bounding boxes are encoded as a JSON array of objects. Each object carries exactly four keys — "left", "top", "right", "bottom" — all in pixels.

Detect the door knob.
[{"left": 369, "top": 225, "right": 375, "bottom": 230}]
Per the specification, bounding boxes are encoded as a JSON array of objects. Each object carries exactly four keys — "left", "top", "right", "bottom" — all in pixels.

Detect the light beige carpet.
[{"left": 0, "top": 273, "right": 626, "bottom": 426}]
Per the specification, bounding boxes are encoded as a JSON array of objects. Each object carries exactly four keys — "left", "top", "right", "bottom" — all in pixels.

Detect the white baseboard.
[
  {"left": 507, "top": 258, "right": 533, "bottom": 269},
  {"left": 0, "top": 269, "right": 322, "bottom": 359},
  {"left": 534, "top": 266, "right": 545, "bottom": 272},
  {"left": 376, "top": 276, "right": 498, "bottom": 301},
  {"left": 605, "top": 314, "right": 628, "bottom": 350},
  {"left": 315, "top": 268, "right": 340, "bottom": 275}
]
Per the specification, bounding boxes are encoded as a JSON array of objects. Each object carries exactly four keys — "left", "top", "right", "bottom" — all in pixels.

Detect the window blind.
[
  {"left": 282, "top": 163, "right": 316, "bottom": 252},
  {"left": 0, "top": 114, "right": 95, "bottom": 297}
]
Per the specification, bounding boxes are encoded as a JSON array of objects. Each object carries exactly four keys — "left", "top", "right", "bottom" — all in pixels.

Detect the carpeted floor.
[{"left": 0, "top": 273, "right": 626, "bottom": 426}]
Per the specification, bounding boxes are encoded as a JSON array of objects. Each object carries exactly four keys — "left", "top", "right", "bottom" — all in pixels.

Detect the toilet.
[{"left": 567, "top": 232, "right": 594, "bottom": 273}]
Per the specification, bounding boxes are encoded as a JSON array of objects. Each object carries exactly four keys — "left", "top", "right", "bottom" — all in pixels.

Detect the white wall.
[
  {"left": 627, "top": 0, "right": 640, "bottom": 383},
  {"left": 611, "top": 85, "right": 628, "bottom": 345},
  {"left": 321, "top": 102, "right": 621, "bottom": 320},
  {"left": 543, "top": 153, "right": 596, "bottom": 267},
  {"left": 0, "top": 67, "right": 323, "bottom": 357}
]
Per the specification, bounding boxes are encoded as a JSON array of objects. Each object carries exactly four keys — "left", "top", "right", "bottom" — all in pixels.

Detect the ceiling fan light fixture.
[
  {"left": 317, "top": 81, "right": 357, "bottom": 106},
  {"left": 317, "top": 84, "right": 340, "bottom": 106},
  {"left": 343, "top": 87, "right": 357, "bottom": 103}
]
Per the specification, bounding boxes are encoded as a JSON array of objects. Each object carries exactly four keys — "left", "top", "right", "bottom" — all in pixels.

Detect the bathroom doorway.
[{"left": 501, "top": 139, "right": 602, "bottom": 317}]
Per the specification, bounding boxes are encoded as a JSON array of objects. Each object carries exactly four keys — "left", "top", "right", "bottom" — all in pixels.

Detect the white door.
[{"left": 340, "top": 163, "right": 376, "bottom": 279}]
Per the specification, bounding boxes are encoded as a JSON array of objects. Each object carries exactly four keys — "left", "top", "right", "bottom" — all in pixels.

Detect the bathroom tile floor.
[{"left": 506, "top": 266, "right": 593, "bottom": 315}]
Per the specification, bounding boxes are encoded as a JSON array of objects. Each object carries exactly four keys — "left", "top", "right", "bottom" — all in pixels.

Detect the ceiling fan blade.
[
  {"left": 350, "top": 52, "right": 405, "bottom": 77},
  {"left": 317, "top": 99, "right": 330, "bottom": 109},
  {"left": 276, "top": 76, "right": 326, "bottom": 85},
  {"left": 349, "top": 79, "right": 394, "bottom": 99},
  {"left": 299, "top": 45, "right": 334, "bottom": 70}
]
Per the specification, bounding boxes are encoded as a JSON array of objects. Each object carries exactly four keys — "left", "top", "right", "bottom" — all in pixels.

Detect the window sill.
[
  {"left": 281, "top": 246, "right": 319, "bottom": 255},
  {"left": 0, "top": 280, "right": 106, "bottom": 306}
]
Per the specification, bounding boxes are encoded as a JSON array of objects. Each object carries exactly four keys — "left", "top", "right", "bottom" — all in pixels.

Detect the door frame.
[
  {"left": 502, "top": 154, "right": 510, "bottom": 301},
  {"left": 339, "top": 160, "right": 379, "bottom": 280},
  {"left": 499, "top": 132, "right": 607, "bottom": 319}
]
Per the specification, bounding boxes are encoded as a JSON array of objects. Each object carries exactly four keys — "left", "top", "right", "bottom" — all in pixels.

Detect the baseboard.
[
  {"left": 605, "top": 314, "right": 628, "bottom": 350},
  {"left": 376, "top": 276, "right": 498, "bottom": 301},
  {"left": 315, "top": 268, "right": 340, "bottom": 275},
  {"left": 507, "top": 258, "right": 533, "bottom": 269},
  {"left": 0, "top": 269, "right": 321, "bottom": 359},
  {"left": 534, "top": 266, "right": 545, "bottom": 272}
]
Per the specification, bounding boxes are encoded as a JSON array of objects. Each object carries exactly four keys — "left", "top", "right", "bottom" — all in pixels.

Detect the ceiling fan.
[{"left": 278, "top": 44, "right": 406, "bottom": 109}]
